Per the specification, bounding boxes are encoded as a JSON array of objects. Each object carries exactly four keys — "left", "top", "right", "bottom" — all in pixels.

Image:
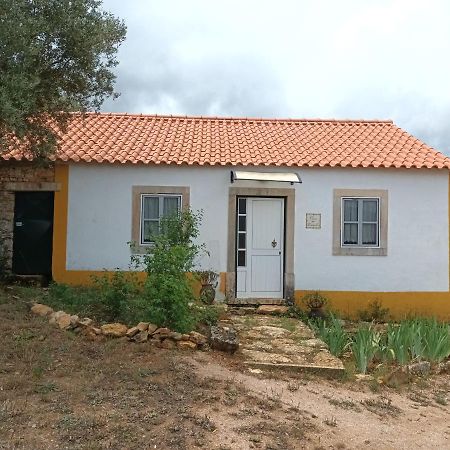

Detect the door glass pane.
[
  {"left": 362, "top": 223, "right": 378, "bottom": 245},
  {"left": 142, "top": 220, "right": 159, "bottom": 243},
  {"left": 363, "top": 200, "right": 378, "bottom": 222},
  {"left": 163, "top": 196, "right": 180, "bottom": 217},
  {"left": 237, "top": 250, "right": 246, "bottom": 267},
  {"left": 238, "top": 232, "right": 246, "bottom": 249},
  {"left": 238, "top": 215, "right": 246, "bottom": 231},
  {"left": 143, "top": 196, "right": 159, "bottom": 220},
  {"left": 343, "top": 223, "right": 358, "bottom": 244},
  {"left": 238, "top": 198, "right": 247, "bottom": 214},
  {"left": 343, "top": 199, "right": 358, "bottom": 221}
]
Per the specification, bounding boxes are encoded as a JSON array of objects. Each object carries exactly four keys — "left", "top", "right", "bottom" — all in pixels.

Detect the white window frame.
[
  {"left": 341, "top": 197, "right": 380, "bottom": 248},
  {"left": 139, "top": 194, "right": 182, "bottom": 245}
]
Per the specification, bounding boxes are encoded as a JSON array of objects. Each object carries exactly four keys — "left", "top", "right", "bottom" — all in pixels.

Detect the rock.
[
  {"left": 49, "top": 311, "right": 66, "bottom": 325},
  {"left": 134, "top": 330, "right": 149, "bottom": 343},
  {"left": 383, "top": 367, "right": 411, "bottom": 386},
  {"left": 177, "top": 340, "right": 197, "bottom": 350},
  {"left": 147, "top": 323, "right": 158, "bottom": 334},
  {"left": 169, "top": 332, "right": 183, "bottom": 341},
  {"left": 136, "top": 322, "right": 149, "bottom": 332},
  {"left": 31, "top": 303, "right": 54, "bottom": 317},
  {"left": 101, "top": 323, "right": 128, "bottom": 337},
  {"left": 78, "top": 318, "right": 93, "bottom": 327},
  {"left": 181, "top": 334, "right": 191, "bottom": 341},
  {"left": 189, "top": 331, "right": 208, "bottom": 346},
  {"left": 437, "top": 360, "right": 450, "bottom": 374},
  {"left": 70, "top": 315, "right": 79, "bottom": 327},
  {"left": 153, "top": 327, "right": 171, "bottom": 337},
  {"left": 256, "top": 305, "right": 289, "bottom": 315},
  {"left": 407, "top": 361, "right": 431, "bottom": 376},
  {"left": 56, "top": 313, "right": 73, "bottom": 330},
  {"left": 160, "top": 338, "right": 176, "bottom": 349},
  {"left": 355, "top": 374, "right": 374, "bottom": 382},
  {"left": 126, "top": 326, "right": 140, "bottom": 338},
  {"left": 209, "top": 326, "right": 239, "bottom": 354},
  {"left": 82, "top": 326, "right": 102, "bottom": 341}
]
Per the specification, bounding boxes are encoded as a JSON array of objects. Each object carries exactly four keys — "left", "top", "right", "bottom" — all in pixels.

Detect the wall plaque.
[{"left": 306, "top": 213, "right": 321, "bottom": 229}]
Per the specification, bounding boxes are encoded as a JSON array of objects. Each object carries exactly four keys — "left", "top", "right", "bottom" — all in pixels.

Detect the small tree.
[{"left": 138, "top": 209, "right": 204, "bottom": 333}]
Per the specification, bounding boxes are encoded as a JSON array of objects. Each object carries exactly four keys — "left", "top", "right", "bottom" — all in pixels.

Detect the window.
[
  {"left": 236, "top": 198, "right": 247, "bottom": 267},
  {"left": 333, "top": 189, "right": 388, "bottom": 256},
  {"left": 342, "top": 198, "right": 379, "bottom": 247},
  {"left": 131, "top": 186, "right": 190, "bottom": 253},
  {"left": 141, "top": 194, "right": 181, "bottom": 244}
]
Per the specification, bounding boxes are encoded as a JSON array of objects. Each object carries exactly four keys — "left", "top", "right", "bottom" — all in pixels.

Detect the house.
[{"left": 1, "top": 113, "right": 450, "bottom": 319}]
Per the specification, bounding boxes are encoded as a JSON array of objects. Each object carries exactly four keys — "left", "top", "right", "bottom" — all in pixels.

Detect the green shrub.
[
  {"left": 421, "top": 318, "right": 450, "bottom": 363},
  {"left": 357, "top": 300, "right": 389, "bottom": 323},
  {"left": 352, "top": 326, "right": 380, "bottom": 374},
  {"left": 92, "top": 271, "right": 143, "bottom": 323},
  {"left": 310, "top": 314, "right": 350, "bottom": 357},
  {"left": 194, "top": 304, "right": 222, "bottom": 327},
  {"left": 137, "top": 209, "right": 205, "bottom": 333}
]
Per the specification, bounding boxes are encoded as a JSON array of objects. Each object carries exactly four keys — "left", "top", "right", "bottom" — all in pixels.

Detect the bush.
[
  {"left": 137, "top": 209, "right": 205, "bottom": 333},
  {"left": 358, "top": 300, "right": 389, "bottom": 323}
]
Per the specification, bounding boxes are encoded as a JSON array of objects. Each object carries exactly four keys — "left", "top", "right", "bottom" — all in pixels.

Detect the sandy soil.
[{"left": 1, "top": 286, "right": 449, "bottom": 449}]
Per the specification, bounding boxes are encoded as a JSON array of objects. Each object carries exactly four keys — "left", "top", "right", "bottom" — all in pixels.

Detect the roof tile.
[{"left": 2, "top": 113, "right": 450, "bottom": 169}]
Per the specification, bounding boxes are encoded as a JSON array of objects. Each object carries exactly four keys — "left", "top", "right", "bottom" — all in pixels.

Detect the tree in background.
[{"left": 0, "top": 0, "right": 126, "bottom": 158}]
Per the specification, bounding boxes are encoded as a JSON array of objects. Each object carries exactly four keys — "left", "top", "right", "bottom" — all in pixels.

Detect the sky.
[{"left": 101, "top": 0, "right": 450, "bottom": 154}]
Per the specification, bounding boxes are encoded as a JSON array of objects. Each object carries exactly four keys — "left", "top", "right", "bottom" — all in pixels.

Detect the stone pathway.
[{"left": 222, "top": 314, "right": 344, "bottom": 375}]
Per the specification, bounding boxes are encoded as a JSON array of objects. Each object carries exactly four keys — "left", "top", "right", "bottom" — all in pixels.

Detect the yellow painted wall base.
[
  {"left": 295, "top": 290, "right": 450, "bottom": 321},
  {"left": 53, "top": 269, "right": 228, "bottom": 296}
]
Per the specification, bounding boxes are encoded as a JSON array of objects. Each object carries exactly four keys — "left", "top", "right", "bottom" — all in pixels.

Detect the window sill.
[{"left": 332, "top": 246, "right": 387, "bottom": 256}]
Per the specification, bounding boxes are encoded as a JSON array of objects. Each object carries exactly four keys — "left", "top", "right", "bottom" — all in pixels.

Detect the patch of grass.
[
  {"left": 34, "top": 381, "right": 57, "bottom": 394},
  {"left": 328, "top": 398, "right": 361, "bottom": 411},
  {"left": 272, "top": 317, "right": 298, "bottom": 333},
  {"left": 361, "top": 395, "right": 401, "bottom": 417}
]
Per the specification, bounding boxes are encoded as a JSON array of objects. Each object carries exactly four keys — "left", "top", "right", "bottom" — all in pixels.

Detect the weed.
[
  {"left": 34, "top": 381, "right": 57, "bottom": 394},
  {"left": 323, "top": 416, "right": 337, "bottom": 427},
  {"left": 357, "top": 300, "right": 389, "bottom": 323},
  {"left": 328, "top": 398, "right": 361, "bottom": 411},
  {"left": 351, "top": 325, "right": 380, "bottom": 374},
  {"left": 310, "top": 314, "right": 350, "bottom": 357},
  {"left": 273, "top": 317, "right": 297, "bottom": 333},
  {"left": 361, "top": 395, "right": 400, "bottom": 417},
  {"left": 434, "top": 393, "right": 448, "bottom": 406}
]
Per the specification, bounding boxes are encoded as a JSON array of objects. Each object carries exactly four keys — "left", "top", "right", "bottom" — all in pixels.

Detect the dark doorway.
[{"left": 12, "top": 192, "right": 54, "bottom": 275}]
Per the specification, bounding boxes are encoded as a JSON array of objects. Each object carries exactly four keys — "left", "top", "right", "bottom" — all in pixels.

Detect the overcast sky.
[{"left": 101, "top": 0, "right": 450, "bottom": 154}]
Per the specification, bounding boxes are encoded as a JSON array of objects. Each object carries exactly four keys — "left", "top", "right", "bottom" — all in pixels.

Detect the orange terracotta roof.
[{"left": 3, "top": 112, "right": 450, "bottom": 169}]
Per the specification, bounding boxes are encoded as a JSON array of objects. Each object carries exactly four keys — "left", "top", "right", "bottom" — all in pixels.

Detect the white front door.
[{"left": 236, "top": 197, "right": 284, "bottom": 298}]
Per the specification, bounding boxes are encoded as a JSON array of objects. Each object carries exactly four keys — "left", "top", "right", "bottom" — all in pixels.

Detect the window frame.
[
  {"left": 131, "top": 186, "right": 190, "bottom": 254},
  {"left": 140, "top": 194, "right": 183, "bottom": 245},
  {"left": 333, "top": 189, "right": 388, "bottom": 256},
  {"left": 341, "top": 197, "right": 380, "bottom": 248}
]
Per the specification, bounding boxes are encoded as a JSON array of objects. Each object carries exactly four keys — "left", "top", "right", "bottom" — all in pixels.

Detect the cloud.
[{"left": 101, "top": 0, "right": 450, "bottom": 154}]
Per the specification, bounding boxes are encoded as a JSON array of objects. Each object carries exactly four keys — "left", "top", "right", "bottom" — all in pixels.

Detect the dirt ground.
[{"left": 1, "top": 286, "right": 450, "bottom": 450}]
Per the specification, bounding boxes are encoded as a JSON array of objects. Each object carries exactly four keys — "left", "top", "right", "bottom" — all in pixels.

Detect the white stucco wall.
[{"left": 66, "top": 163, "right": 449, "bottom": 292}]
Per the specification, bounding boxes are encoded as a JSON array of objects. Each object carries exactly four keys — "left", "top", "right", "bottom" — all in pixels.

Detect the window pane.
[
  {"left": 238, "top": 232, "right": 246, "bottom": 249},
  {"left": 343, "top": 223, "right": 358, "bottom": 245},
  {"left": 142, "top": 220, "right": 159, "bottom": 243},
  {"left": 238, "top": 198, "right": 247, "bottom": 214},
  {"left": 163, "top": 196, "right": 180, "bottom": 217},
  {"left": 237, "top": 250, "right": 246, "bottom": 267},
  {"left": 362, "top": 223, "right": 378, "bottom": 245},
  {"left": 363, "top": 200, "right": 378, "bottom": 222},
  {"left": 238, "top": 215, "right": 246, "bottom": 231},
  {"left": 343, "top": 199, "right": 358, "bottom": 221},
  {"left": 143, "top": 197, "right": 159, "bottom": 219}
]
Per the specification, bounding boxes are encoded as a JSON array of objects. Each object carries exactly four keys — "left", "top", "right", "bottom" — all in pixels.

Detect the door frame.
[{"left": 227, "top": 187, "right": 295, "bottom": 303}]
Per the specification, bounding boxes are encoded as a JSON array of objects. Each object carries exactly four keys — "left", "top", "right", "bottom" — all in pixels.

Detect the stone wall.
[{"left": 0, "top": 162, "right": 55, "bottom": 271}]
